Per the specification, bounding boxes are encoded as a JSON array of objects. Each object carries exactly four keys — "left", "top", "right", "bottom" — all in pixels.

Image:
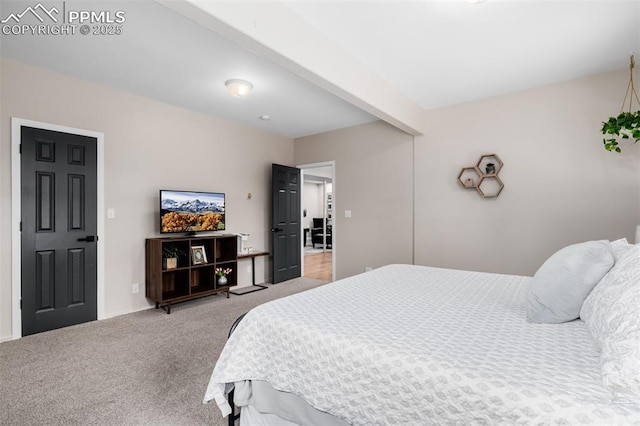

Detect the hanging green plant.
[
  {"left": 601, "top": 111, "right": 640, "bottom": 153},
  {"left": 601, "top": 55, "right": 640, "bottom": 153}
]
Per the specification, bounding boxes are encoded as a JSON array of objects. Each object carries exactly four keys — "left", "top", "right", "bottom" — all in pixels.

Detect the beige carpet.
[{"left": 0, "top": 277, "right": 327, "bottom": 426}]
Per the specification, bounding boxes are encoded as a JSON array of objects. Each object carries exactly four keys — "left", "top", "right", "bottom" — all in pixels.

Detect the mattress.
[{"left": 205, "top": 264, "right": 640, "bottom": 424}]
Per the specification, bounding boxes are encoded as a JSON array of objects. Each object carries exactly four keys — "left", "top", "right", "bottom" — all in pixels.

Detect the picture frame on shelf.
[{"left": 191, "top": 245, "right": 207, "bottom": 265}]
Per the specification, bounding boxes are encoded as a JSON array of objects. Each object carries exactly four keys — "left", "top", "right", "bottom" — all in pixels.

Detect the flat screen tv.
[{"left": 160, "top": 190, "right": 225, "bottom": 234}]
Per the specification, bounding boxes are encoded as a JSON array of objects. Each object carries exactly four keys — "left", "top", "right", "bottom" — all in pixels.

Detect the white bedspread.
[{"left": 205, "top": 264, "right": 640, "bottom": 424}]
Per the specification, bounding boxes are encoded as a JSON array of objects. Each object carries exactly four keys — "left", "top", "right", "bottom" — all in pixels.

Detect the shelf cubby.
[
  {"left": 477, "top": 175, "right": 505, "bottom": 198},
  {"left": 457, "top": 166, "right": 481, "bottom": 189}
]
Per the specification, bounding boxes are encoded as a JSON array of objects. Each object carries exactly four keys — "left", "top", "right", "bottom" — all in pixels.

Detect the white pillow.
[
  {"left": 610, "top": 237, "right": 633, "bottom": 262},
  {"left": 526, "top": 240, "right": 614, "bottom": 324},
  {"left": 581, "top": 243, "right": 640, "bottom": 343},
  {"left": 599, "top": 283, "right": 640, "bottom": 402},
  {"left": 581, "top": 244, "right": 640, "bottom": 401}
]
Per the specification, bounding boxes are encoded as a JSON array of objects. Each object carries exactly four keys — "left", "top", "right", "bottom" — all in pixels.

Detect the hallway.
[{"left": 304, "top": 251, "right": 332, "bottom": 282}]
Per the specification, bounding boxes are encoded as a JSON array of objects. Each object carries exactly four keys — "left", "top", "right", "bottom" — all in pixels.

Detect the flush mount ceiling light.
[{"left": 225, "top": 79, "right": 253, "bottom": 97}]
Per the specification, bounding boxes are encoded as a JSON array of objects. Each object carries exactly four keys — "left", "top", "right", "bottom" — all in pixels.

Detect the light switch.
[
  {"left": 345, "top": 210, "right": 352, "bottom": 218},
  {"left": 107, "top": 208, "right": 115, "bottom": 219}
]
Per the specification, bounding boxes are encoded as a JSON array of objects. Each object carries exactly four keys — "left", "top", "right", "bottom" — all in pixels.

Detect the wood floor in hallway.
[{"left": 304, "top": 251, "right": 332, "bottom": 281}]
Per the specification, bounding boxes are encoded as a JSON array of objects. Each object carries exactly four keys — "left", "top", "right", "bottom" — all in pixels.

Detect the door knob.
[
  {"left": 77, "top": 235, "right": 98, "bottom": 242},
  {"left": 271, "top": 228, "right": 283, "bottom": 233}
]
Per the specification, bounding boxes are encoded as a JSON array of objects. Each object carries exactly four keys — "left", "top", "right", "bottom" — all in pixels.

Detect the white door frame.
[
  {"left": 11, "top": 118, "right": 106, "bottom": 340},
  {"left": 298, "top": 160, "right": 336, "bottom": 282}
]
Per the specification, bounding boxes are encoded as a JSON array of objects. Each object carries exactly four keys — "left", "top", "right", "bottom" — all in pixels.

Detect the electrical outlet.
[
  {"left": 132, "top": 283, "right": 139, "bottom": 293},
  {"left": 365, "top": 267, "right": 372, "bottom": 272}
]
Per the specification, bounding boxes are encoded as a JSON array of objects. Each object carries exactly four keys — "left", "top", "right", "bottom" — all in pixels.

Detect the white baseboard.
[
  {"left": 0, "top": 304, "right": 155, "bottom": 342},
  {"left": 104, "top": 304, "right": 155, "bottom": 319}
]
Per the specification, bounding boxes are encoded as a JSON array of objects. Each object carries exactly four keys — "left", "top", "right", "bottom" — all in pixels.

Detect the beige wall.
[
  {"left": 302, "top": 182, "right": 323, "bottom": 230},
  {"left": 295, "top": 121, "right": 415, "bottom": 279},
  {"left": 415, "top": 69, "right": 640, "bottom": 276},
  {"left": 294, "top": 69, "right": 640, "bottom": 280},
  {"left": 3, "top": 59, "right": 638, "bottom": 340},
  {"left": 0, "top": 59, "right": 294, "bottom": 340}
]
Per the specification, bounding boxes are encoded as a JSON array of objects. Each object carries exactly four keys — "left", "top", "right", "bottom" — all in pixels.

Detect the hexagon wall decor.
[{"left": 458, "top": 153, "right": 504, "bottom": 198}]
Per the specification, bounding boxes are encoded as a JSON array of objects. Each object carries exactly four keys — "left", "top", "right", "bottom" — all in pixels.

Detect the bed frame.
[{"left": 226, "top": 313, "right": 246, "bottom": 426}]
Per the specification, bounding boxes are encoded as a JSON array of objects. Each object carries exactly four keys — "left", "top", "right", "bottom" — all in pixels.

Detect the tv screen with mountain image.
[{"left": 160, "top": 190, "right": 225, "bottom": 234}]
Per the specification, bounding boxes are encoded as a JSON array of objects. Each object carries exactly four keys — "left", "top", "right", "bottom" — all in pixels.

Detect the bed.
[{"left": 204, "top": 240, "right": 640, "bottom": 425}]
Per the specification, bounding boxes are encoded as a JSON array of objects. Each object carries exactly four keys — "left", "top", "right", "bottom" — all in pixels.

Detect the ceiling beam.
[{"left": 158, "top": 0, "right": 425, "bottom": 136}]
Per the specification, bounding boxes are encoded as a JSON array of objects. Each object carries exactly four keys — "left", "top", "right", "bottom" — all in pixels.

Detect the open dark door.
[
  {"left": 21, "top": 126, "right": 98, "bottom": 336},
  {"left": 271, "top": 164, "right": 301, "bottom": 284}
]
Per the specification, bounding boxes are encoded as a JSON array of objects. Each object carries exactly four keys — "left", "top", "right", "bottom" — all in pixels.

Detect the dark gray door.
[
  {"left": 271, "top": 164, "right": 301, "bottom": 283},
  {"left": 21, "top": 126, "right": 98, "bottom": 336}
]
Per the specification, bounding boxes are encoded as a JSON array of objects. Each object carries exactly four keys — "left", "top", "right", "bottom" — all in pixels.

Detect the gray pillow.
[{"left": 526, "top": 240, "right": 615, "bottom": 324}]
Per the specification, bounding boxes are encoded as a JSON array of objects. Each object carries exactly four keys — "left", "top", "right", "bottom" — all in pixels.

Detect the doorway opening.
[{"left": 299, "top": 162, "right": 335, "bottom": 282}]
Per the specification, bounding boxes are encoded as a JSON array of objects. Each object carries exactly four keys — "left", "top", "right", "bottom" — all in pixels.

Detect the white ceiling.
[
  {"left": 1, "top": 0, "right": 639, "bottom": 139},
  {"left": 286, "top": 0, "right": 640, "bottom": 110}
]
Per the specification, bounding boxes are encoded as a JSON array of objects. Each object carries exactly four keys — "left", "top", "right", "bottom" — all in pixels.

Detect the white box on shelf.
[{"left": 236, "top": 233, "right": 249, "bottom": 254}]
